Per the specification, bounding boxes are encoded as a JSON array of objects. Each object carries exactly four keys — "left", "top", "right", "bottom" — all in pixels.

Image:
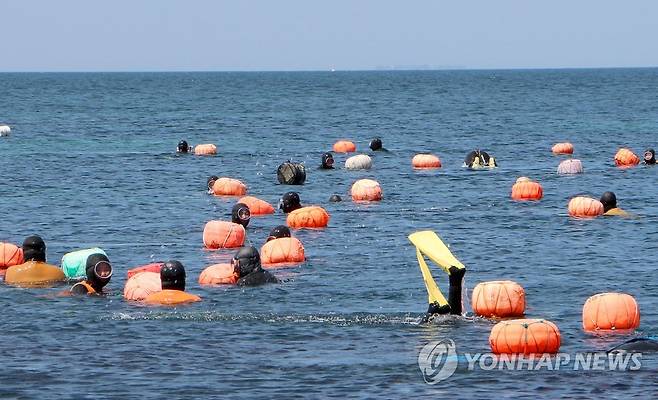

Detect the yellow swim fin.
[{"left": 408, "top": 231, "right": 465, "bottom": 274}]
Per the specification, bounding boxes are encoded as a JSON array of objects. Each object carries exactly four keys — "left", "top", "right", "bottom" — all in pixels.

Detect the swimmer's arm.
[{"left": 70, "top": 284, "right": 89, "bottom": 295}]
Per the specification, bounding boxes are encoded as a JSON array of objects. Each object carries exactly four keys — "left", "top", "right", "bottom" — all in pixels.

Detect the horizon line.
[{"left": 1, "top": 65, "right": 657, "bottom": 74}]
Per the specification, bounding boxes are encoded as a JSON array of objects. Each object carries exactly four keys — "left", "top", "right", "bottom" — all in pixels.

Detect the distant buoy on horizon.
[{"left": 0, "top": 125, "right": 11, "bottom": 137}]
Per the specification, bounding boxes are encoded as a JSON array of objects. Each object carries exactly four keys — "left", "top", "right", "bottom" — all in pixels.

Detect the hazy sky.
[{"left": 2, "top": 0, "right": 657, "bottom": 71}]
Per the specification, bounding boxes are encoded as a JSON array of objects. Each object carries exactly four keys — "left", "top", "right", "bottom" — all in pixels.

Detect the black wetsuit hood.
[
  {"left": 177, "top": 140, "right": 189, "bottom": 153},
  {"left": 600, "top": 191, "right": 617, "bottom": 212},
  {"left": 233, "top": 246, "right": 279, "bottom": 286},
  {"left": 644, "top": 148, "right": 656, "bottom": 165},
  {"left": 23, "top": 235, "right": 46, "bottom": 262},
  {"left": 232, "top": 203, "right": 251, "bottom": 228},
  {"left": 321, "top": 152, "right": 334, "bottom": 169},
  {"left": 369, "top": 138, "right": 382, "bottom": 151},
  {"left": 267, "top": 225, "right": 291, "bottom": 241},
  {"left": 329, "top": 194, "right": 342, "bottom": 202},
  {"left": 207, "top": 175, "right": 219, "bottom": 190},
  {"left": 161, "top": 260, "right": 186, "bottom": 291},
  {"left": 279, "top": 191, "right": 302, "bottom": 213},
  {"left": 85, "top": 253, "right": 112, "bottom": 292}
]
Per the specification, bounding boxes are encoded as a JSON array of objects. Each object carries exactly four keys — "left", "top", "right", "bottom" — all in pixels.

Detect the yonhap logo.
[{"left": 417, "top": 339, "right": 458, "bottom": 384}]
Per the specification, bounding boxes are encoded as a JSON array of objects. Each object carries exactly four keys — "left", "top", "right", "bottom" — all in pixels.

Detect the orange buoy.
[
  {"left": 0, "top": 242, "right": 24, "bottom": 269},
  {"left": 552, "top": 142, "right": 574, "bottom": 155},
  {"left": 614, "top": 148, "right": 640, "bottom": 168},
  {"left": 333, "top": 140, "right": 356, "bottom": 153},
  {"left": 568, "top": 196, "right": 604, "bottom": 218},
  {"left": 203, "top": 221, "right": 246, "bottom": 249},
  {"left": 261, "top": 237, "right": 305, "bottom": 267},
  {"left": 472, "top": 280, "right": 525, "bottom": 318},
  {"left": 511, "top": 177, "right": 543, "bottom": 201},
  {"left": 582, "top": 292, "right": 640, "bottom": 332},
  {"left": 489, "top": 319, "right": 561, "bottom": 354},
  {"left": 198, "top": 263, "right": 239, "bottom": 285},
  {"left": 124, "top": 271, "right": 161, "bottom": 301},
  {"left": 287, "top": 206, "right": 330, "bottom": 229},
  {"left": 237, "top": 196, "right": 275, "bottom": 216},
  {"left": 126, "top": 262, "right": 163, "bottom": 279},
  {"left": 212, "top": 177, "right": 247, "bottom": 196},
  {"left": 557, "top": 159, "right": 583, "bottom": 174},
  {"left": 194, "top": 143, "right": 217, "bottom": 156},
  {"left": 351, "top": 179, "right": 382, "bottom": 201},
  {"left": 412, "top": 154, "right": 442, "bottom": 169}
]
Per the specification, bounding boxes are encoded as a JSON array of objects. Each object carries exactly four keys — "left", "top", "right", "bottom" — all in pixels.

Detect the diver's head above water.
[
  {"left": 232, "top": 203, "right": 251, "bottom": 228},
  {"left": 321, "top": 152, "right": 334, "bottom": 169},
  {"left": 279, "top": 191, "right": 302, "bottom": 213},
  {"left": 85, "top": 253, "right": 113, "bottom": 291},
  {"left": 207, "top": 175, "right": 219, "bottom": 191},
  {"left": 232, "top": 246, "right": 262, "bottom": 277},
  {"left": 369, "top": 138, "right": 383, "bottom": 151},
  {"left": 600, "top": 191, "right": 618, "bottom": 212},
  {"left": 160, "top": 260, "right": 186, "bottom": 291},
  {"left": 23, "top": 235, "right": 46, "bottom": 262},
  {"left": 644, "top": 148, "right": 656, "bottom": 165},
  {"left": 177, "top": 140, "right": 189, "bottom": 153},
  {"left": 267, "top": 225, "right": 291, "bottom": 242},
  {"left": 465, "top": 149, "right": 497, "bottom": 168}
]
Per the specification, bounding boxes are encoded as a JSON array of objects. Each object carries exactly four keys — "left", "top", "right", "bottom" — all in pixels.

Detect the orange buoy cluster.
[
  {"left": 333, "top": 140, "right": 356, "bottom": 153},
  {"left": 412, "top": 154, "right": 441, "bottom": 169},
  {"left": 0, "top": 242, "right": 24, "bottom": 269},
  {"left": 194, "top": 143, "right": 217, "bottom": 156},
  {"left": 557, "top": 159, "right": 583, "bottom": 174},
  {"left": 237, "top": 196, "right": 275, "bottom": 216},
  {"left": 489, "top": 319, "right": 561, "bottom": 354},
  {"left": 211, "top": 177, "right": 247, "bottom": 196},
  {"left": 582, "top": 292, "right": 640, "bottom": 332},
  {"left": 351, "top": 179, "right": 382, "bottom": 201},
  {"left": 510, "top": 177, "right": 543, "bottom": 201},
  {"left": 203, "top": 220, "right": 246, "bottom": 249},
  {"left": 614, "top": 148, "right": 640, "bottom": 168},
  {"left": 568, "top": 196, "right": 604, "bottom": 218},
  {"left": 472, "top": 280, "right": 525, "bottom": 318},
  {"left": 552, "top": 142, "right": 574, "bottom": 155},
  {"left": 261, "top": 237, "right": 305, "bottom": 267},
  {"left": 287, "top": 206, "right": 330, "bottom": 229},
  {"left": 199, "top": 263, "right": 239, "bottom": 285}
]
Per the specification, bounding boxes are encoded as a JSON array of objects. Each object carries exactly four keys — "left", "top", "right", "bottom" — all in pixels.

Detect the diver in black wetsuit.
[
  {"left": 608, "top": 337, "right": 658, "bottom": 353},
  {"left": 369, "top": 138, "right": 388, "bottom": 151},
  {"left": 232, "top": 246, "right": 279, "bottom": 286},
  {"left": 177, "top": 140, "right": 190, "bottom": 153},
  {"left": 320, "top": 152, "right": 334, "bottom": 169},
  {"left": 207, "top": 175, "right": 219, "bottom": 193},
  {"left": 267, "top": 225, "right": 291, "bottom": 242},
  {"left": 70, "top": 254, "right": 113, "bottom": 295},
  {"left": 644, "top": 148, "right": 656, "bottom": 165},
  {"left": 279, "top": 191, "right": 302, "bottom": 213},
  {"left": 232, "top": 203, "right": 251, "bottom": 228},
  {"left": 464, "top": 149, "right": 497, "bottom": 168},
  {"left": 425, "top": 266, "right": 465, "bottom": 320}
]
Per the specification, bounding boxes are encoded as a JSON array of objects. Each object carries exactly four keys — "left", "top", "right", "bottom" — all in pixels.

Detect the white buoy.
[
  {"left": 0, "top": 125, "right": 10, "bottom": 137},
  {"left": 345, "top": 154, "right": 373, "bottom": 170}
]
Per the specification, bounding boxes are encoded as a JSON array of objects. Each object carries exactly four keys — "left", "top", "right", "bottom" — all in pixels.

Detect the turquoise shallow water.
[{"left": 0, "top": 70, "right": 657, "bottom": 398}]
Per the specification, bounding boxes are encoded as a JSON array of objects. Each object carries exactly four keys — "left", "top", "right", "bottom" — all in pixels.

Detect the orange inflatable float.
[
  {"left": 412, "top": 154, "right": 441, "bottom": 169},
  {"left": 199, "top": 263, "right": 239, "bottom": 285},
  {"left": 123, "top": 271, "right": 161, "bottom": 301},
  {"left": 203, "top": 221, "right": 246, "bottom": 249},
  {"left": 237, "top": 196, "right": 275, "bottom": 216},
  {"left": 287, "top": 206, "right": 330, "bottom": 229},
  {"left": 126, "top": 262, "right": 163, "bottom": 279},
  {"left": 511, "top": 177, "right": 543, "bottom": 201},
  {"left": 0, "top": 242, "right": 24, "bottom": 269},
  {"left": 614, "top": 148, "right": 640, "bottom": 168},
  {"left": 568, "top": 196, "right": 604, "bottom": 218},
  {"left": 194, "top": 144, "right": 217, "bottom": 156},
  {"left": 211, "top": 178, "right": 247, "bottom": 196},
  {"left": 472, "top": 280, "right": 525, "bottom": 318},
  {"left": 143, "top": 290, "right": 201, "bottom": 305},
  {"left": 489, "top": 319, "right": 561, "bottom": 354},
  {"left": 333, "top": 140, "right": 356, "bottom": 153},
  {"left": 582, "top": 292, "right": 640, "bottom": 332},
  {"left": 351, "top": 179, "right": 382, "bottom": 201},
  {"left": 261, "top": 237, "right": 305, "bottom": 267},
  {"left": 551, "top": 142, "right": 574, "bottom": 155}
]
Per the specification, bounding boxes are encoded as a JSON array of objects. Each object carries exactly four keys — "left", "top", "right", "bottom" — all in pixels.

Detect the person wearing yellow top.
[
  {"left": 5, "top": 235, "right": 66, "bottom": 287},
  {"left": 143, "top": 260, "right": 201, "bottom": 305},
  {"left": 600, "top": 192, "right": 630, "bottom": 217}
]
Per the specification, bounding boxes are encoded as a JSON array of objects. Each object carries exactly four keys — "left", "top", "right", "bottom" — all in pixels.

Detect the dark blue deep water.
[{"left": 0, "top": 70, "right": 657, "bottom": 399}]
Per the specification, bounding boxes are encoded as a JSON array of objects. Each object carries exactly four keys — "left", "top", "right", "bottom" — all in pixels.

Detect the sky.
[{"left": 2, "top": 0, "right": 658, "bottom": 71}]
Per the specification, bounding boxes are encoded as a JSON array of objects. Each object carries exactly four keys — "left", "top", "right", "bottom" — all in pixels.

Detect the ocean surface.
[{"left": 0, "top": 69, "right": 656, "bottom": 399}]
